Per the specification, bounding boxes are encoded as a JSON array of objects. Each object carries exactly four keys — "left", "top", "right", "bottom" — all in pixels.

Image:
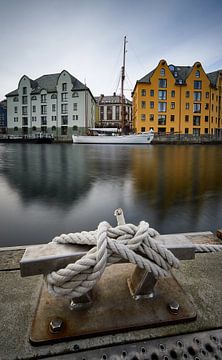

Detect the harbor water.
[{"left": 0, "top": 143, "right": 221, "bottom": 247}]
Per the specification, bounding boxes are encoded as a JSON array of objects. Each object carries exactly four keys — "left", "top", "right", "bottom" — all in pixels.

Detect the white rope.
[{"left": 46, "top": 220, "right": 222, "bottom": 299}]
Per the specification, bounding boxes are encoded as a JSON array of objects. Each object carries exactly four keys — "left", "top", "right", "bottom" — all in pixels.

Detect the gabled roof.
[
  {"left": 6, "top": 71, "right": 89, "bottom": 97},
  {"left": 138, "top": 69, "right": 155, "bottom": 84},
  {"left": 207, "top": 70, "right": 222, "bottom": 88}
]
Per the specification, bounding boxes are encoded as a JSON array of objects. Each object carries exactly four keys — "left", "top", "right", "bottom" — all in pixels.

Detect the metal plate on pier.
[{"left": 30, "top": 264, "right": 196, "bottom": 344}]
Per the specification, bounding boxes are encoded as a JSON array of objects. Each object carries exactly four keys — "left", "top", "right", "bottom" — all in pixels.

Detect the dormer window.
[
  {"left": 195, "top": 70, "right": 200, "bottom": 78},
  {"left": 62, "top": 83, "right": 67, "bottom": 91},
  {"left": 160, "top": 68, "right": 165, "bottom": 76}
]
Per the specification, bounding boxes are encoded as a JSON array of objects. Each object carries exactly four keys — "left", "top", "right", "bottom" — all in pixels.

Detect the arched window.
[
  {"left": 52, "top": 126, "right": 56, "bottom": 131},
  {"left": 14, "top": 127, "right": 18, "bottom": 131},
  {"left": 13, "top": 96, "right": 18, "bottom": 102},
  {"left": 73, "top": 125, "right": 78, "bottom": 131},
  {"left": 32, "top": 126, "right": 37, "bottom": 131},
  {"left": 51, "top": 94, "right": 57, "bottom": 99},
  {"left": 160, "top": 68, "right": 165, "bottom": 76},
  {"left": 72, "top": 92, "right": 79, "bottom": 98},
  {"left": 31, "top": 95, "right": 37, "bottom": 100},
  {"left": 196, "top": 70, "right": 200, "bottom": 78}
]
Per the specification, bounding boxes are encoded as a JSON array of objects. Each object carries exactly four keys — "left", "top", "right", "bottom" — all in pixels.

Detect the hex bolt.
[
  {"left": 168, "top": 300, "right": 180, "bottom": 314},
  {"left": 49, "top": 318, "right": 63, "bottom": 333}
]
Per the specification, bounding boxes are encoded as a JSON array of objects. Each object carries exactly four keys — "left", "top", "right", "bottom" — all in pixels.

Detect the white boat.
[{"left": 72, "top": 129, "right": 154, "bottom": 144}]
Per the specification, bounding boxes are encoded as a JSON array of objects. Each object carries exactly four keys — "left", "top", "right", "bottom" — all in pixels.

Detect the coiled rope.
[{"left": 46, "top": 219, "right": 222, "bottom": 299}]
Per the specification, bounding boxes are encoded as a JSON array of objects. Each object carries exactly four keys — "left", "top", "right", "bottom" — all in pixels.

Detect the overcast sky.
[{"left": 0, "top": 0, "right": 222, "bottom": 100}]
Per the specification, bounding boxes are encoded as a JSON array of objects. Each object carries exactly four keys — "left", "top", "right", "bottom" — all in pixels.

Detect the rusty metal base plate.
[{"left": 30, "top": 264, "right": 196, "bottom": 344}]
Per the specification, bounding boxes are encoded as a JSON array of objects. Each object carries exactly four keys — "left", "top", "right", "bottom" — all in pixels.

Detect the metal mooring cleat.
[{"left": 20, "top": 209, "right": 222, "bottom": 344}]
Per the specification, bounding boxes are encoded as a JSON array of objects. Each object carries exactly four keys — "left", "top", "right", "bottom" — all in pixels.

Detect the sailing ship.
[{"left": 72, "top": 37, "right": 154, "bottom": 145}]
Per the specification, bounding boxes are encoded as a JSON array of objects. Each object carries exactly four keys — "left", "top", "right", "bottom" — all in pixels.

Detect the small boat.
[
  {"left": 0, "top": 133, "right": 54, "bottom": 144},
  {"left": 72, "top": 129, "right": 154, "bottom": 144}
]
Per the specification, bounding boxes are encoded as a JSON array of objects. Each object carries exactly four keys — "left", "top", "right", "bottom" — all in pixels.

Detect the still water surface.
[{"left": 0, "top": 143, "right": 221, "bottom": 247}]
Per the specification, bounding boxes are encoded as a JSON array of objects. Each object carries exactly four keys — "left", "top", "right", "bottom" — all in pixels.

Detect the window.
[
  {"left": 115, "top": 106, "right": 119, "bottom": 120},
  {"left": 22, "top": 117, "right": 28, "bottom": 125},
  {"left": 171, "top": 90, "right": 175, "bottom": 97},
  {"left": 186, "top": 91, "right": 190, "bottom": 98},
  {"left": 14, "top": 117, "right": 18, "bottom": 122},
  {"left": 51, "top": 116, "right": 57, "bottom": 121},
  {"left": 52, "top": 104, "right": 56, "bottom": 112},
  {"left": 22, "top": 106, "right": 27, "bottom": 115},
  {"left": 193, "top": 116, "right": 200, "bottom": 126},
  {"left": 14, "top": 127, "right": 18, "bottom": 131},
  {"left": 32, "top": 126, "right": 37, "bottom": 131},
  {"left": 205, "top": 116, "right": 209, "bottom": 122},
  {"left": 73, "top": 115, "right": 78, "bottom": 120},
  {"left": 158, "top": 79, "right": 167, "bottom": 88},
  {"left": 141, "top": 114, "right": 146, "bottom": 121},
  {"left": 170, "top": 115, "right": 175, "bottom": 122},
  {"left": 52, "top": 126, "right": 56, "bottom": 131},
  {"left": 185, "top": 115, "right": 189, "bottom": 122},
  {"left": 23, "top": 87, "right": 27, "bottom": 95},
  {"left": 150, "top": 114, "right": 154, "bottom": 121},
  {"left": 205, "top": 103, "right": 209, "bottom": 110},
  {"left": 158, "top": 102, "right": 167, "bottom": 112},
  {"left": 171, "top": 102, "right": 175, "bottom": 109},
  {"left": 185, "top": 103, "right": 189, "bottom": 109},
  {"left": 158, "top": 115, "right": 166, "bottom": 125},
  {"left": 62, "top": 83, "right": 67, "bottom": 91},
  {"left": 206, "top": 92, "right": 209, "bottom": 98},
  {"left": 205, "top": 128, "right": 208, "bottom": 134},
  {"left": 41, "top": 94, "right": 46, "bottom": 103},
  {"left": 13, "top": 96, "right": 18, "bottom": 102},
  {"left": 73, "top": 103, "right": 78, "bottom": 111},
  {"left": 61, "top": 104, "right": 68, "bottom": 114},
  {"left": 41, "top": 105, "right": 47, "bottom": 114},
  {"left": 72, "top": 92, "right": 79, "bottom": 97},
  {"left": 194, "top": 92, "right": 201, "bottom": 101},
  {"left": 185, "top": 128, "right": 189, "bottom": 134},
  {"left": 32, "top": 105, "right": 36, "bottom": 113},
  {"left": 141, "top": 89, "right": 146, "bottom": 96},
  {"left": 150, "top": 89, "right": 154, "bottom": 96},
  {"left": 212, "top": 93, "right": 214, "bottom": 100},
  {"left": 141, "top": 101, "right": 146, "bottom": 108},
  {"left": 41, "top": 116, "right": 47, "bottom": 125},
  {"left": 32, "top": 116, "right": 37, "bottom": 122},
  {"left": 193, "top": 103, "right": 201, "bottom": 113},
  {"left": 212, "top": 104, "right": 214, "bottom": 111},
  {"left": 14, "top": 106, "right": 18, "bottom": 113},
  {"left": 158, "top": 90, "right": 167, "bottom": 100},
  {"left": 22, "top": 96, "right": 27, "bottom": 104},
  {"left": 31, "top": 95, "right": 37, "bottom": 100},
  {"left": 150, "top": 101, "right": 154, "bottom": 109},
  {"left": 141, "top": 127, "right": 145, "bottom": 132},
  {"left": 193, "top": 128, "right": 200, "bottom": 136},
  {"left": 160, "top": 68, "right": 165, "bottom": 76},
  {"left": 170, "top": 128, "right": 174, "bottom": 133},
  {"left": 61, "top": 115, "right": 68, "bottom": 125},
  {"left": 100, "top": 106, "right": 104, "bottom": 120},
  {"left": 61, "top": 93, "right": 68, "bottom": 102},
  {"left": 107, "top": 106, "right": 113, "bottom": 120},
  {"left": 51, "top": 94, "right": 57, "bottom": 99},
  {"left": 195, "top": 70, "right": 200, "bottom": 78},
  {"left": 194, "top": 80, "right": 202, "bottom": 89}
]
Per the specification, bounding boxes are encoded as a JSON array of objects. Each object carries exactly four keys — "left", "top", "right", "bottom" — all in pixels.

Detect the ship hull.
[{"left": 72, "top": 133, "right": 154, "bottom": 144}]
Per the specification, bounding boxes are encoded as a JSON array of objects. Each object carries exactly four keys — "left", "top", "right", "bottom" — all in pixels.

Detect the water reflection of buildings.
[
  {"left": 131, "top": 146, "right": 222, "bottom": 231},
  {"left": 0, "top": 144, "right": 131, "bottom": 208}
]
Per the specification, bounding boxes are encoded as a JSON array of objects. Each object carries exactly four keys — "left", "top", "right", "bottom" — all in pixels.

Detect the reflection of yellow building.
[{"left": 133, "top": 60, "right": 222, "bottom": 135}]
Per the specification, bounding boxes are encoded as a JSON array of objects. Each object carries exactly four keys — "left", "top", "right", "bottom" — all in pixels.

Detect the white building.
[{"left": 6, "top": 70, "right": 96, "bottom": 139}]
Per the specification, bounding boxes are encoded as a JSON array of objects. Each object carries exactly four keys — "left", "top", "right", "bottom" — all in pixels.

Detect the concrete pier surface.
[{"left": 1, "top": 231, "right": 222, "bottom": 359}]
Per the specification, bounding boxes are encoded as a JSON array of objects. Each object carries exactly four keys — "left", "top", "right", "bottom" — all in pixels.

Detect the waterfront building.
[
  {"left": 6, "top": 70, "right": 96, "bottom": 139},
  {"left": 133, "top": 60, "right": 222, "bottom": 136},
  {"left": 96, "top": 93, "right": 132, "bottom": 131},
  {"left": 0, "top": 99, "right": 7, "bottom": 133}
]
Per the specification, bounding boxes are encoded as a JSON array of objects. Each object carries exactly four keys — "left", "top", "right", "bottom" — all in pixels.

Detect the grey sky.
[{"left": 0, "top": 0, "right": 222, "bottom": 100}]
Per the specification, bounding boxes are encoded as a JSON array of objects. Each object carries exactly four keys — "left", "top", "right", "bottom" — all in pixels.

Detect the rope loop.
[{"left": 46, "top": 220, "right": 180, "bottom": 299}]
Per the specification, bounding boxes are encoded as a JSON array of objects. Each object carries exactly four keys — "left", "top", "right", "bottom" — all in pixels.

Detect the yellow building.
[{"left": 133, "top": 60, "right": 222, "bottom": 136}]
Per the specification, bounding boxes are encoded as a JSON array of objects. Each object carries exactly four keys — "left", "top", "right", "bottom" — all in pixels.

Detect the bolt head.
[
  {"left": 49, "top": 318, "right": 63, "bottom": 333},
  {"left": 168, "top": 300, "right": 180, "bottom": 314}
]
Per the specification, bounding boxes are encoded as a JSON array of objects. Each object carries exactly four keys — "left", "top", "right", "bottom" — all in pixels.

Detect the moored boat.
[
  {"left": 72, "top": 129, "right": 154, "bottom": 144},
  {"left": 0, "top": 133, "right": 54, "bottom": 144}
]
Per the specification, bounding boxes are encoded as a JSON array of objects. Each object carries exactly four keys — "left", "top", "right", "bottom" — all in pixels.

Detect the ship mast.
[{"left": 121, "top": 36, "right": 127, "bottom": 131}]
